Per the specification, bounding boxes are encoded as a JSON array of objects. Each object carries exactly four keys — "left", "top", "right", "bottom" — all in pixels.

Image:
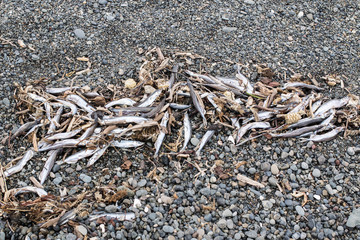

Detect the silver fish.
[
  {"left": 195, "top": 130, "right": 215, "bottom": 157},
  {"left": 87, "top": 145, "right": 109, "bottom": 167},
  {"left": 39, "top": 149, "right": 60, "bottom": 185},
  {"left": 308, "top": 127, "right": 344, "bottom": 142},
  {"left": 82, "top": 91, "right": 100, "bottom": 98},
  {"left": 38, "top": 139, "right": 86, "bottom": 152},
  {"left": 28, "top": 93, "right": 47, "bottom": 102},
  {"left": 109, "top": 107, "right": 154, "bottom": 114},
  {"left": 236, "top": 69, "right": 253, "bottom": 94},
  {"left": 154, "top": 111, "right": 169, "bottom": 157},
  {"left": 185, "top": 70, "right": 217, "bottom": 84},
  {"left": 137, "top": 89, "right": 162, "bottom": 107},
  {"left": 78, "top": 123, "right": 98, "bottom": 140},
  {"left": 187, "top": 80, "right": 207, "bottom": 126},
  {"left": 24, "top": 123, "right": 43, "bottom": 137},
  {"left": 89, "top": 212, "right": 135, "bottom": 221},
  {"left": 62, "top": 148, "right": 99, "bottom": 164},
  {"left": 66, "top": 94, "right": 95, "bottom": 113},
  {"left": 46, "top": 128, "right": 83, "bottom": 141},
  {"left": 288, "top": 93, "right": 315, "bottom": 114},
  {"left": 111, "top": 140, "right": 145, "bottom": 148},
  {"left": 236, "top": 122, "right": 270, "bottom": 143},
  {"left": 28, "top": 93, "right": 52, "bottom": 120},
  {"left": 143, "top": 98, "right": 166, "bottom": 118},
  {"left": 180, "top": 112, "right": 192, "bottom": 152},
  {"left": 283, "top": 82, "right": 324, "bottom": 91},
  {"left": 311, "top": 100, "right": 322, "bottom": 113},
  {"left": 169, "top": 103, "right": 191, "bottom": 110},
  {"left": 4, "top": 149, "right": 35, "bottom": 177},
  {"left": 314, "top": 97, "right": 349, "bottom": 117},
  {"left": 320, "top": 109, "right": 336, "bottom": 126},
  {"left": 206, "top": 93, "right": 221, "bottom": 113},
  {"left": 168, "top": 64, "right": 179, "bottom": 90},
  {"left": 271, "top": 124, "right": 324, "bottom": 138},
  {"left": 11, "top": 118, "right": 41, "bottom": 141},
  {"left": 105, "top": 98, "right": 137, "bottom": 108},
  {"left": 46, "top": 86, "right": 79, "bottom": 94},
  {"left": 243, "top": 111, "right": 275, "bottom": 124},
  {"left": 48, "top": 106, "right": 63, "bottom": 134},
  {"left": 99, "top": 116, "right": 148, "bottom": 126},
  {"left": 55, "top": 99, "right": 78, "bottom": 116},
  {"left": 11, "top": 186, "right": 47, "bottom": 197},
  {"left": 231, "top": 118, "right": 240, "bottom": 129}
]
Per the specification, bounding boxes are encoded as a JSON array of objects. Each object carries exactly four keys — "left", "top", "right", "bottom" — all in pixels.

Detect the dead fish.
[
  {"left": 48, "top": 106, "right": 63, "bottom": 134},
  {"left": 271, "top": 124, "right": 324, "bottom": 138},
  {"left": 39, "top": 149, "right": 60, "bottom": 185},
  {"left": 142, "top": 98, "right": 166, "bottom": 118},
  {"left": 10, "top": 186, "right": 47, "bottom": 197},
  {"left": 168, "top": 64, "right": 179, "bottom": 90},
  {"left": 180, "top": 112, "right": 192, "bottom": 152},
  {"left": 4, "top": 149, "right": 35, "bottom": 177},
  {"left": 87, "top": 145, "right": 109, "bottom": 167},
  {"left": 236, "top": 69, "right": 254, "bottom": 94},
  {"left": 28, "top": 93, "right": 47, "bottom": 102},
  {"left": 105, "top": 98, "right": 137, "bottom": 108},
  {"left": 283, "top": 82, "right": 324, "bottom": 91},
  {"left": 45, "top": 128, "right": 83, "bottom": 141},
  {"left": 110, "top": 107, "right": 154, "bottom": 114},
  {"left": 82, "top": 91, "right": 101, "bottom": 98},
  {"left": 66, "top": 94, "right": 95, "bottom": 113},
  {"left": 62, "top": 148, "right": 99, "bottom": 164},
  {"left": 307, "top": 127, "right": 344, "bottom": 142},
  {"left": 288, "top": 93, "right": 315, "bottom": 114},
  {"left": 38, "top": 139, "right": 86, "bottom": 152},
  {"left": 236, "top": 122, "right": 271, "bottom": 143},
  {"left": 154, "top": 111, "right": 169, "bottom": 157},
  {"left": 311, "top": 100, "right": 322, "bottom": 113},
  {"left": 314, "top": 96, "right": 349, "bottom": 117},
  {"left": 231, "top": 118, "right": 240, "bottom": 129},
  {"left": 169, "top": 103, "right": 191, "bottom": 110},
  {"left": 24, "top": 123, "right": 43, "bottom": 137},
  {"left": 243, "top": 111, "right": 275, "bottom": 124},
  {"left": 46, "top": 86, "right": 79, "bottom": 94},
  {"left": 11, "top": 118, "right": 41, "bottom": 141},
  {"left": 320, "top": 109, "right": 336, "bottom": 126},
  {"left": 99, "top": 116, "right": 148, "bottom": 125},
  {"left": 185, "top": 70, "right": 217, "bottom": 84},
  {"left": 187, "top": 80, "right": 207, "bottom": 126},
  {"left": 206, "top": 93, "right": 222, "bottom": 113},
  {"left": 195, "top": 130, "right": 215, "bottom": 157},
  {"left": 137, "top": 89, "right": 162, "bottom": 107},
  {"left": 55, "top": 99, "right": 78, "bottom": 116},
  {"left": 78, "top": 123, "right": 98, "bottom": 140},
  {"left": 111, "top": 140, "right": 145, "bottom": 148},
  {"left": 28, "top": 93, "right": 52, "bottom": 120},
  {"left": 89, "top": 212, "right": 135, "bottom": 221}
]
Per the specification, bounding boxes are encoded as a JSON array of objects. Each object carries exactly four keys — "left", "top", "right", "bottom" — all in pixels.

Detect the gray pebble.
[
  {"left": 136, "top": 189, "right": 148, "bottom": 197},
  {"left": 318, "top": 155, "right": 326, "bottom": 164},
  {"left": 163, "top": 225, "right": 174, "bottom": 233},
  {"left": 217, "top": 219, "right": 227, "bottom": 229},
  {"left": 226, "top": 219, "right": 234, "bottom": 229},
  {"left": 268, "top": 177, "right": 278, "bottom": 186},
  {"left": 312, "top": 168, "right": 321, "bottom": 178},
  {"left": 204, "top": 214, "right": 212, "bottom": 222},
  {"left": 245, "top": 230, "right": 258, "bottom": 238},
  {"left": 0, "top": 232, "right": 4, "bottom": 240},
  {"left": 295, "top": 206, "right": 305, "bottom": 216},
  {"left": 191, "top": 137, "right": 199, "bottom": 146},
  {"left": 248, "top": 167, "right": 256, "bottom": 174},
  {"left": 262, "top": 200, "right": 273, "bottom": 210},
  {"left": 99, "top": 0, "right": 107, "bottom": 5},
  {"left": 347, "top": 147, "right": 355, "bottom": 156},
  {"left": 301, "top": 162, "right": 309, "bottom": 170},
  {"left": 222, "top": 27, "right": 237, "bottom": 32},
  {"left": 271, "top": 164, "right": 279, "bottom": 175},
  {"left": 2, "top": 98, "right": 10, "bottom": 107},
  {"left": 74, "top": 29, "right": 85, "bottom": 39},
  {"left": 53, "top": 177, "right": 62, "bottom": 185},
  {"left": 222, "top": 209, "right": 232, "bottom": 218},
  {"left": 105, "top": 205, "right": 118, "bottom": 213},
  {"left": 79, "top": 174, "right": 91, "bottom": 183},
  {"left": 260, "top": 162, "right": 270, "bottom": 171},
  {"left": 325, "top": 184, "right": 334, "bottom": 195},
  {"left": 244, "top": 0, "right": 255, "bottom": 4},
  {"left": 137, "top": 179, "right": 147, "bottom": 187},
  {"left": 66, "top": 233, "right": 77, "bottom": 240},
  {"left": 31, "top": 54, "right": 40, "bottom": 60}
]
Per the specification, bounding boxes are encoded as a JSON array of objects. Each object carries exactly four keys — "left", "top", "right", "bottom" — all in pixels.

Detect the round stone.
[
  {"left": 74, "top": 29, "right": 85, "bottom": 39},
  {"left": 312, "top": 169, "right": 321, "bottom": 178},
  {"left": 271, "top": 164, "right": 279, "bottom": 175}
]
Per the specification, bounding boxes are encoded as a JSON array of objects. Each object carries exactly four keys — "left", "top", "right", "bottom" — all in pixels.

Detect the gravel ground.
[{"left": 1, "top": 0, "right": 360, "bottom": 240}]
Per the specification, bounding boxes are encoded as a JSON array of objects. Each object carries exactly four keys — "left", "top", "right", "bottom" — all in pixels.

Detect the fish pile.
[{"left": 2, "top": 49, "right": 360, "bottom": 189}]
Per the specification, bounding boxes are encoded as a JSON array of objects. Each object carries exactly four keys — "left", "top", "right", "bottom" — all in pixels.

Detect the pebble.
[
  {"left": 262, "top": 200, "right": 273, "bottom": 210},
  {"left": 66, "top": 233, "right": 77, "bottom": 240},
  {"left": 163, "top": 225, "right": 174, "bottom": 233},
  {"left": 76, "top": 225, "right": 87, "bottom": 236},
  {"left": 98, "top": 0, "right": 107, "bottom": 5},
  {"left": 79, "top": 174, "right": 91, "bottom": 183},
  {"left": 136, "top": 189, "right": 148, "bottom": 197},
  {"left": 346, "top": 208, "right": 360, "bottom": 227},
  {"left": 271, "top": 164, "right": 279, "bottom": 175},
  {"left": 53, "top": 177, "right": 62, "bottom": 185},
  {"left": 222, "top": 209, "right": 232, "bottom": 218},
  {"left": 312, "top": 168, "right": 321, "bottom": 178},
  {"left": 160, "top": 195, "right": 174, "bottom": 204},
  {"left": 325, "top": 184, "right": 334, "bottom": 195},
  {"left": 347, "top": 147, "right": 355, "bottom": 156},
  {"left": 191, "top": 137, "right": 199, "bottom": 146},
  {"left": 137, "top": 179, "right": 147, "bottom": 187},
  {"left": 268, "top": 176, "right": 278, "bottom": 186},
  {"left": 301, "top": 162, "right": 309, "bottom": 170},
  {"left": 217, "top": 219, "right": 227, "bottom": 229},
  {"left": 222, "top": 27, "right": 237, "bottom": 32},
  {"left": 105, "top": 205, "right": 117, "bottom": 213},
  {"left": 2, "top": 98, "right": 10, "bottom": 107},
  {"left": 244, "top": 0, "right": 255, "bottom": 4},
  {"left": 227, "top": 219, "right": 234, "bottom": 229},
  {"left": 0, "top": 232, "right": 4, "bottom": 240},
  {"left": 74, "top": 29, "right": 85, "bottom": 39},
  {"left": 295, "top": 206, "right": 305, "bottom": 216},
  {"left": 260, "top": 162, "right": 270, "bottom": 171},
  {"left": 245, "top": 230, "right": 258, "bottom": 238}
]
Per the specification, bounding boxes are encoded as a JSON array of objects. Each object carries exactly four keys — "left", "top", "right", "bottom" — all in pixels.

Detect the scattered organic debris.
[{"left": 1, "top": 47, "right": 360, "bottom": 229}]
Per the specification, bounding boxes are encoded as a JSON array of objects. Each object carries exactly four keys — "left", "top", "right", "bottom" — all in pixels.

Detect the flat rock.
[
  {"left": 346, "top": 208, "right": 360, "bottom": 227},
  {"left": 79, "top": 174, "right": 91, "bottom": 183},
  {"left": 74, "top": 29, "right": 85, "bottom": 39},
  {"left": 271, "top": 164, "right": 279, "bottom": 175}
]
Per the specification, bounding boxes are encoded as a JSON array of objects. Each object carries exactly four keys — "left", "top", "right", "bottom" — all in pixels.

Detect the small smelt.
[
  {"left": 66, "top": 94, "right": 95, "bottom": 113},
  {"left": 195, "top": 130, "right": 215, "bottom": 157},
  {"left": 105, "top": 98, "right": 137, "bottom": 108},
  {"left": 236, "top": 122, "right": 270, "bottom": 143},
  {"left": 45, "top": 128, "right": 83, "bottom": 141},
  {"left": 89, "top": 212, "right": 135, "bottom": 221},
  {"left": 180, "top": 112, "right": 192, "bottom": 152},
  {"left": 11, "top": 118, "right": 41, "bottom": 141},
  {"left": 314, "top": 97, "right": 349, "bottom": 117},
  {"left": 187, "top": 80, "right": 207, "bottom": 126},
  {"left": 308, "top": 127, "right": 344, "bottom": 142},
  {"left": 4, "top": 149, "right": 35, "bottom": 177},
  {"left": 62, "top": 148, "right": 99, "bottom": 164},
  {"left": 39, "top": 149, "right": 60, "bottom": 185},
  {"left": 111, "top": 140, "right": 145, "bottom": 148},
  {"left": 137, "top": 89, "right": 162, "bottom": 108},
  {"left": 283, "top": 82, "right": 324, "bottom": 91},
  {"left": 99, "top": 116, "right": 148, "bottom": 126},
  {"left": 169, "top": 103, "right": 191, "bottom": 110},
  {"left": 154, "top": 111, "right": 169, "bottom": 157},
  {"left": 55, "top": 99, "right": 78, "bottom": 116},
  {"left": 46, "top": 86, "right": 79, "bottom": 94},
  {"left": 48, "top": 106, "right": 63, "bottom": 134},
  {"left": 38, "top": 139, "right": 85, "bottom": 152},
  {"left": 87, "top": 145, "right": 109, "bottom": 167}
]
